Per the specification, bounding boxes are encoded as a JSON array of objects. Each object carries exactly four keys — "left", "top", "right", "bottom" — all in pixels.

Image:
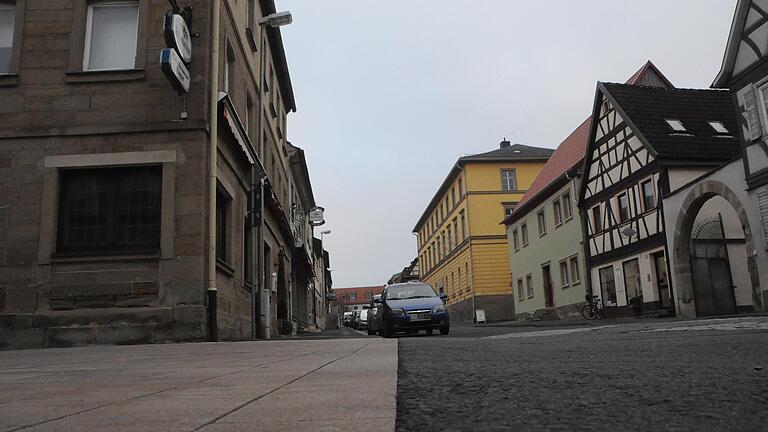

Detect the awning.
[{"left": 218, "top": 96, "right": 257, "bottom": 166}]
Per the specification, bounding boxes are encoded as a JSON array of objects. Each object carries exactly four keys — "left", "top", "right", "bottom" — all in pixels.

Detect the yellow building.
[{"left": 413, "top": 141, "right": 553, "bottom": 322}]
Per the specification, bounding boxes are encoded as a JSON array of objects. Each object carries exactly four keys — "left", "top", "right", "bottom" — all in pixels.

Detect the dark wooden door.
[
  {"left": 691, "top": 215, "right": 737, "bottom": 316},
  {"left": 543, "top": 265, "right": 554, "bottom": 308}
]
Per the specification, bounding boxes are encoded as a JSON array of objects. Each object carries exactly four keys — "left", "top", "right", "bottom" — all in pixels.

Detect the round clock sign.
[{"left": 164, "top": 13, "right": 192, "bottom": 63}]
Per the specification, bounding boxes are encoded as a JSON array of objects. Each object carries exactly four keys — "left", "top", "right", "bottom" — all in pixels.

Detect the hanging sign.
[
  {"left": 164, "top": 13, "right": 192, "bottom": 63},
  {"left": 160, "top": 48, "right": 190, "bottom": 94},
  {"left": 309, "top": 206, "right": 326, "bottom": 226}
]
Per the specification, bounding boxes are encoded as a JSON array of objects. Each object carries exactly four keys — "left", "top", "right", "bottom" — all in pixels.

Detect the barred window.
[{"left": 57, "top": 166, "right": 161, "bottom": 254}]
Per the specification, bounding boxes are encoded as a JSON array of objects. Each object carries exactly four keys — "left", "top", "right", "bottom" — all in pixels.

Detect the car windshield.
[
  {"left": 360, "top": 310, "right": 368, "bottom": 319},
  {"left": 385, "top": 284, "right": 436, "bottom": 300}
]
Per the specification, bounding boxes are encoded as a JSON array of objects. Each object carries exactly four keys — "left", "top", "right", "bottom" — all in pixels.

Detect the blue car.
[{"left": 374, "top": 282, "right": 449, "bottom": 337}]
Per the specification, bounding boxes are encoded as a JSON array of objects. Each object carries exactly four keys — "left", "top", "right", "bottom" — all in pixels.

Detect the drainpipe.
[
  {"left": 256, "top": 21, "right": 270, "bottom": 339},
  {"left": 206, "top": 0, "right": 221, "bottom": 342}
]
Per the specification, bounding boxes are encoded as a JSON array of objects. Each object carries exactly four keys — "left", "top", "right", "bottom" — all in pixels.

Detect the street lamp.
[{"left": 255, "top": 10, "right": 292, "bottom": 340}]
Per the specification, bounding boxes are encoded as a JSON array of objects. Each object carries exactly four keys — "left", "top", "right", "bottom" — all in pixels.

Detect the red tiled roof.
[{"left": 502, "top": 61, "right": 672, "bottom": 225}]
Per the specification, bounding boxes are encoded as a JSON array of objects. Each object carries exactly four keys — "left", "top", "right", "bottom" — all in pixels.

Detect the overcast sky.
[{"left": 279, "top": 0, "right": 737, "bottom": 288}]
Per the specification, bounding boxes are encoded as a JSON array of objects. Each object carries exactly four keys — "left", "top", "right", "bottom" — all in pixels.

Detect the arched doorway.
[{"left": 672, "top": 181, "right": 762, "bottom": 317}]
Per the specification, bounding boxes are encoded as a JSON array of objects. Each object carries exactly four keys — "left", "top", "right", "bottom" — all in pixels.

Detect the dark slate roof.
[
  {"left": 460, "top": 144, "right": 554, "bottom": 162},
  {"left": 602, "top": 83, "right": 741, "bottom": 163}
]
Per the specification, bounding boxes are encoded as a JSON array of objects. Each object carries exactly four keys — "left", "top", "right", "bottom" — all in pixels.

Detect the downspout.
[
  {"left": 207, "top": 0, "right": 221, "bottom": 342},
  {"left": 256, "top": 21, "right": 270, "bottom": 339}
]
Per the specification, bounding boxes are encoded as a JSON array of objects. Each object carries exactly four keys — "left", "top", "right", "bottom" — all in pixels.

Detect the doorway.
[
  {"left": 542, "top": 265, "right": 554, "bottom": 308},
  {"left": 690, "top": 214, "right": 737, "bottom": 316},
  {"left": 652, "top": 251, "right": 671, "bottom": 309},
  {"left": 622, "top": 258, "right": 642, "bottom": 306}
]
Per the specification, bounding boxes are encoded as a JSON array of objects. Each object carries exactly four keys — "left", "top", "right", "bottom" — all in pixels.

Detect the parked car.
[
  {"left": 343, "top": 311, "right": 353, "bottom": 327},
  {"left": 357, "top": 309, "right": 369, "bottom": 330},
  {"left": 367, "top": 294, "right": 382, "bottom": 335},
  {"left": 375, "top": 282, "right": 449, "bottom": 337}
]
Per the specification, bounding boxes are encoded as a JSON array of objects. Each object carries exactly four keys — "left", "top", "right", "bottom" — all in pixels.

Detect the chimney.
[{"left": 500, "top": 138, "right": 511, "bottom": 149}]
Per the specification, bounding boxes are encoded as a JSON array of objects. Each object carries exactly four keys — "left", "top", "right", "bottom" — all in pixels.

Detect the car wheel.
[{"left": 440, "top": 326, "right": 449, "bottom": 335}]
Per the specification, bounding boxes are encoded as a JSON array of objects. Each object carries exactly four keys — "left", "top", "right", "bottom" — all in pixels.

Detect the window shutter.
[
  {"left": 756, "top": 187, "right": 768, "bottom": 247},
  {"left": 738, "top": 86, "right": 762, "bottom": 141}
]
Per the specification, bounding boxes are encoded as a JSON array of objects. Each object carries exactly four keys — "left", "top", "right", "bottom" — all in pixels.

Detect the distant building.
[
  {"left": 334, "top": 286, "right": 385, "bottom": 311},
  {"left": 503, "top": 62, "right": 671, "bottom": 320},
  {"left": 387, "top": 258, "right": 420, "bottom": 284},
  {"left": 413, "top": 141, "right": 553, "bottom": 322}
]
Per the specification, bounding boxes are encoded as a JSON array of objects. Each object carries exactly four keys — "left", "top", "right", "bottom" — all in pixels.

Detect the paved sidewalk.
[{"left": 0, "top": 338, "right": 396, "bottom": 432}]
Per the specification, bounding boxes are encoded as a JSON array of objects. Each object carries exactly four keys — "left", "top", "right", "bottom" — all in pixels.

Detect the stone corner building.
[{"left": 0, "top": 0, "right": 323, "bottom": 348}]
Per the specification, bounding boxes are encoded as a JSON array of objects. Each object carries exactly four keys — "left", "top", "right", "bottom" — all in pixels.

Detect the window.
[
  {"left": 245, "top": 94, "right": 254, "bottom": 137},
  {"left": 553, "top": 200, "right": 563, "bottom": 226},
  {"left": 503, "top": 203, "right": 516, "bottom": 218},
  {"left": 570, "top": 256, "right": 580, "bottom": 284},
  {"left": 366, "top": 292, "right": 372, "bottom": 300},
  {"left": 517, "top": 278, "right": 524, "bottom": 300},
  {"left": 592, "top": 206, "right": 602, "bottom": 232},
  {"left": 465, "top": 262, "right": 470, "bottom": 291},
  {"left": 445, "top": 197, "right": 449, "bottom": 216},
  {"left": 460, "top": 211, "right": 466, "bottom": 240},
  {"left": 599, "top": 266, "right": 617, "bottom": 307},
  {"left": 446, "top": 226, "right": 452, "bottom": 250},
  {"left": 501, "top": 169, "right": 517, "bottom": 191},
  {"left": 665, "top": 119, "right": 686, "bottom": 132},
  {"left": 0, "top": 4, "right": 15, "bottom": 74},
  {"left": 708, "top": 121, "right": 729, "bottom": 135},
  {"left": 246, "top": 0, "right": 255, "bottom": 29},
  {"left": 224, "top": 43, "right": 235, "bottom": 95},
  {"left": 562, "top": 192, "right": 573, "bottom": 220},
  {"left": 216, "top": 186, "right": 231, "bottom": 263},
  {"left": 618, "top": 193, "right": 630, "bottom": 223},
  {"left": 350, "top": 292, "right": 356, "bottom": 301},
  {"left": 83, "top": 2, "right": 139, "bottom": 71},
  {"left": 451, "top": 187, "right": 456, "bottom": 207},
  {"left": 458, "top": 178, "right": 464, "bottom": 196},
  {"left": 641, "top": 179, "right": 655, "bottom": 211},
  {"left": 244, "top": 214, "right": 252, "bottom": 284},
  {"left": 559, "top": 260, "right": 570, "bottom": 288},
  {"left": 453, "top": 218, "right": 458, "bottom": 246},
  {"left": 526, "top": 274, "right": 534, "bottom": 298},
  {"left": 537, "top": 210, "right": 546, "bottom": 236},
  {"left": 521, "top": 223, "right": 529, "bottom": 246},
  {"left": 57, "top": 166, "right": 161, "bottom": 254},
  {"left": 512, "top": 229, "right": 519, "bottom": 251}
]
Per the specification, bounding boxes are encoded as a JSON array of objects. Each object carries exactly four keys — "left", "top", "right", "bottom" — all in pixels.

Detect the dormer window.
[
  {"left": 708, "top": 121, "right": 729, "bottom": 135},
  {"left": 665, "top": 119, "right": 687, "bottom": 132}
]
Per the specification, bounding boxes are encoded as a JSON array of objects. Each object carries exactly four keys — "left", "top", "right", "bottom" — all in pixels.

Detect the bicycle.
[{"left": 581, "top": 294, "right": 603, "bottom": 320}]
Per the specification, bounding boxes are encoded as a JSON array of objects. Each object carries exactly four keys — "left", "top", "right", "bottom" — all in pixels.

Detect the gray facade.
[{"left": 0, "top": 0, "right": 320, "bottom": 348}]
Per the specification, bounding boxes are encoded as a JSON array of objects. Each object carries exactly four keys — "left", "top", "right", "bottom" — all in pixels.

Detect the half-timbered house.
[
  {"left": 662, "top": 0, "right": 768, "bottom": 319},
  {"left": 579, "top": 83, "right": 741, "bottom": 317}
]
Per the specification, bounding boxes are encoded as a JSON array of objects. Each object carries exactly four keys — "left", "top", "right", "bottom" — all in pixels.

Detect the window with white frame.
[
  {"left": 553, "top": 200, "right": 563, "bottom": 226},
  {"left": 512, "top": 229, "right": 519, "bottom": 251},
  {"left": 0, "top": 4, "right": 15, "bottom": 74},
  {"left": 526, "top": 274, "right": 533, "bottom": 298},
  {"left": 562, "top": 192, "right": 573, "bottom": 220},
  {"left": 641, "top": 179, "right": 655, "bottom": 211},
  {"left": 83, "top": 2, "right": 139, "bottom": 71},
  {"left": 517, "top": 278, "right": 524, "bottom": 300},
  {"left": 559, "top": 260, "right": 570, "bottom": 288},
  {"left": 592, "top": 205, "right": 603, "bottom": 232},
  {"left": 569, "top": 256, "right": 580, "bottom": 284},
  {"left": 537, "top": 210, "right": 546, "bottom": 236},
  {"left": 521, "top": 223, "right": 529, "bottom": 246},
  {"left": 501, "top": 169, "right": 517, "bottom": 191}
]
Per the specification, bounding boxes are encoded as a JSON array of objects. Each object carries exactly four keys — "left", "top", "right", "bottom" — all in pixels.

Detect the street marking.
[
  {"left": 483, "top": 325, "right": 616, "bottom": 339},
  {"left": 636, "top": 320, "right": 768, "bottom": 333}
]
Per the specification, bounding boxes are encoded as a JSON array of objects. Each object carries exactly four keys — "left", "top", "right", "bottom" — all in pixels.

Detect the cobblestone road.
[{"left": 397, "top": 317, "right": 768, "bottom": 431}]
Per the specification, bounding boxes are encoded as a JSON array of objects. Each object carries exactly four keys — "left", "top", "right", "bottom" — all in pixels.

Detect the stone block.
[
  {"left": 50, "top": 297, "right": 75, "bottom": 311},
  {"left": 94, "top": 324, "right": 156, "bottom": 345},
  {"left": 52, "top": 283, "right": 133, "bottom": 298},
  {"left": 115, "top": 296, "right": 157, "bottom": 308},
  {"left": 46, "top": 326, "right": 96, "bottom": 348},
  {"left": 74, "top": 296, "right": 116, "bottom": 309},
  {"left": 132, "top": 281, "right": 159, "bottom": 295},
  {"left": 0, "top": 328, "right": 45, "bottom": 350}
]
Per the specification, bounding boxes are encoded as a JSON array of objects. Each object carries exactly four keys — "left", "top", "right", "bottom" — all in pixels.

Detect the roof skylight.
[
  {"left": 665, "top": 119, "right": 687, "bottom": 132},
  {"left": 709, "top": 121, "right": 729, "bottom": 134}
]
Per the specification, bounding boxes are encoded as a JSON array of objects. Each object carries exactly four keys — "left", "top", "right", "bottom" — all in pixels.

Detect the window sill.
[
  {"left": 50, "top": 251, "right": 160, "bottom": 263},
  {"left": 65, "top": 68, "right": 146, "bottom": 84},
  {"left": 216, "top": 258, "right": 235, "bottom": 277},
  {"left": 0, "top": 73, "right": 19, "bottom": 87}
]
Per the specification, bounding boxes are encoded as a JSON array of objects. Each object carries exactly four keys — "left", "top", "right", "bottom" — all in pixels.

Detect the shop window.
[
  {"left": 599, "top": 266, "right": 617, "bottom": 307},
  {"left": 57, "top": 166, "right": 161, "bottom": 254}
]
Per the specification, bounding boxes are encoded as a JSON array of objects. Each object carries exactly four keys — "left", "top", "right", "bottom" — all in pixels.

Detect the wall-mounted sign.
[
  {"left": 164, "top": 13, "right": 192, "bottom": 63},
  {"left": 309, "top": 206, "right": 326, "bottom": 226},
  {"left": 160, "top": 48, "right": 190, "bottom": 94}
]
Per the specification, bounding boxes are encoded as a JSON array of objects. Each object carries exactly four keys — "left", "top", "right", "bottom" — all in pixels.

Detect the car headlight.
[
  {"left": 389, "top": 308, "right": 405, "bottom": 316},
  {"left": 432, "top": 304, "right": 445, "bottom": 313}
]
